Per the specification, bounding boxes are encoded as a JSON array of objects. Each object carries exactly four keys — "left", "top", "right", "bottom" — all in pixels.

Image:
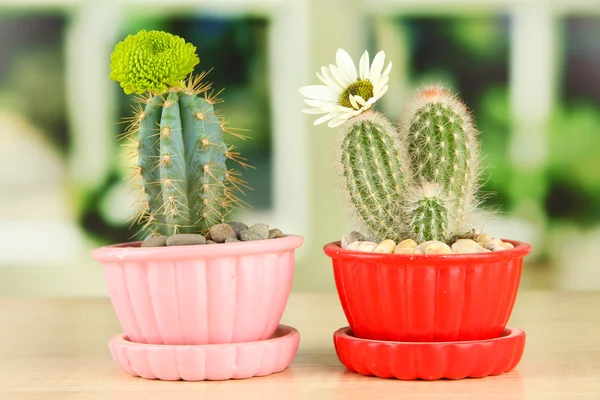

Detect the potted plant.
[
  {"left": 91, "top": 30, "right": 303, "bottom": 381},
  {"left": 300, "top": 49, "right": 531, "bottom": 380}
]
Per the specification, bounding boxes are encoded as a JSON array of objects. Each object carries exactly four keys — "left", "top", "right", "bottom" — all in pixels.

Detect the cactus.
[
  {"left": 404, "top": 182, "right": 451, "bottom": 243},
  {"left": 339, "top": 112, "right": 410, "bottom": 242},
  {"left": 334, "top": 86, "right": 480, "bottom": 243},
  {"left": 111, "top": 30, "right": 249, "bottom": 237},
  {"left": 300, "top": 47, "right": 483, "bottom": 244},
  {"left": 400, "top": 85, "right": 481, "bottom": 241}
]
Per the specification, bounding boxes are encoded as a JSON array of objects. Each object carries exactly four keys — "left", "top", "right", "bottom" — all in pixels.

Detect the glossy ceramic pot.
[
  {"left": 92, "top": 235, "right": 303, "bottom": 345},
  {"left": 323, "top": 239, "right": 531, "bottom": 342}
]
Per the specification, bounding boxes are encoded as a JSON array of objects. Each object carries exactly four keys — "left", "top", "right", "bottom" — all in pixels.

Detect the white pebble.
[
  {"left": 358, "top": 241, "right": 378, "bottom": 252},
  {"left": 346, "top": 241, "right": 361, "bottom": 251},
  {"left": 374, "top": 239, "right": 396, "bottom": 253},
  {"left": 341, "top": 231, "right": 362, "bottom": 248},
  {"left": 345, "top": 241, "right": 378, "bottom": 252},
  {"left": 501, "top": 241, "right": 514, "bottom": 249}
]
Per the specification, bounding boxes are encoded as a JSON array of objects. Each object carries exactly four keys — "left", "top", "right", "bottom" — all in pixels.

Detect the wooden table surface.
[{"left": 0, "top": 291, "right": 599, "bottom": 400}]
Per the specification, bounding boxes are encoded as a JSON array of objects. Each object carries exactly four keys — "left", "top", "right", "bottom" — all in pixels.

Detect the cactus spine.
[{"left": 128, "top": 78, "right": 247, "bottom": 237}]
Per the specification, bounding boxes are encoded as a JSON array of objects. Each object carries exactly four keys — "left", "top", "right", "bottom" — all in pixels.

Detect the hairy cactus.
[
  {"left": 401, "top": 85, "right": 481, "bottom": 241},
  {"left": 335, "top": 86, "right": 480, "bottom": 243},
  {"left": 339, "top": 112, "right": 409, "bottom": 241},
  {"left": 111, "top": 30, "right": 248, "bottom": 237}
]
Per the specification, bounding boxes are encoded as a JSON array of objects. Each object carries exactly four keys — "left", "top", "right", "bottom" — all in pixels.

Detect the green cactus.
[
  {"left": 331, "top": 85, "right": 480, "bottom": 244},
  {"left": 111, "top": 30, "right": 248, "bottom": 237},
  {"left": 404, "top": 183, "right": 452, "bottom": 243},
  {"left": 401, "top": 85, "right": 481, "bottom": 241},
  {"left": 339, "top": 112, "right": 409, "bottom": 241},
  {"left": 301, "top": 48, "right": 484, "bottom": 245}
]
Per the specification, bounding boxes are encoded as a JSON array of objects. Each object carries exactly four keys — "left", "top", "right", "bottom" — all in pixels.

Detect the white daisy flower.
[{"left": 299, "top": 48, "right": 392, "bottom": 128}]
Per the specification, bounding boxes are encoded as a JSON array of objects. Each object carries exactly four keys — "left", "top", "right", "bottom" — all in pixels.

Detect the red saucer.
[{"left": 333, "top": 326, "right": 525, "bottom": 380}]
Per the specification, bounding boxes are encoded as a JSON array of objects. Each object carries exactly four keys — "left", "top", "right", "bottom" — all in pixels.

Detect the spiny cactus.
[
  {"left": 404, "top": 182, "right": 451, "bottom": 243},
  {"left": 111, "top": 30, "right": 249, "bottom": 237},
  {"left": 334, "top": 85, "right": 480, "bottom": 244},
  {"left": 339, "top": 112, "right": 410, "bottom": 241},
  {"left": 401, "top": 85, "right": 481, "bottom": 241},
  {"left": 299, "top": 46, "right": 484, "bottom": 244}
]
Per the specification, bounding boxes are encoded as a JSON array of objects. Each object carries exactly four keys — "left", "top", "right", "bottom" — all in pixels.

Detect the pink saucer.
[
  {"left": 334, "top": 326, "right": 525, "bottom": 380},
  {"left": 108, "top": 325, "right": 300, "bottom": 381}
]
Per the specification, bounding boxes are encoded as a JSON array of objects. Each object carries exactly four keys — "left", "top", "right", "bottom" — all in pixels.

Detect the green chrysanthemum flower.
[{"left": 110, "top": 30, "right": 199, "bottom": 95}]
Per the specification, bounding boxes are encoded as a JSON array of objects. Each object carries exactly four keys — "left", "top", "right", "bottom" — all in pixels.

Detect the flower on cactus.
[
  {"left": 299, "top": 48, "right": 391, "bottom": 128},
  {"left": 110, "top": 30, "right": 199, "bottom": 95}
]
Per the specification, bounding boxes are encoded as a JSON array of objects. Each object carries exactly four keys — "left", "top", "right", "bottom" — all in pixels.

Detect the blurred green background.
[{"left": 0, "top": 0, "right": 599, "bottom": 295}]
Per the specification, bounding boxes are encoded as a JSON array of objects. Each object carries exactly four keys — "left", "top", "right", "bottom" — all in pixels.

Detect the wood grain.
[{"left": 0, "top": 291, "right": 599, "bottom": 400}]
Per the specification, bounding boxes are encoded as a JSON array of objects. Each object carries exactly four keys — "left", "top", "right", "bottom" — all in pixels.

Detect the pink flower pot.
[{"left": 92, "top": 235, "right": 303, "bottom": 345}]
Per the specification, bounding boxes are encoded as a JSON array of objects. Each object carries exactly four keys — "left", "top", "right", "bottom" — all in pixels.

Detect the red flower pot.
[{"left": 323, "top": 240, "right": 531, "bottom": 342}]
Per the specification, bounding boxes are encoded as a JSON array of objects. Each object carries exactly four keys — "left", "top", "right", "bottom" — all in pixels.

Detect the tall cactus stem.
[
  {"left": 338, "top": 111, "right": 410, "bottom": 242},
  {"left": 401, "top": 85, "right": 481, "bottom": 236}
]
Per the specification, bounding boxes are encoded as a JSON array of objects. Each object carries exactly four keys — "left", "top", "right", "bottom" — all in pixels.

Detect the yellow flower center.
[{"left": 339, "top": 80, "right": 374, "bottom": 109}]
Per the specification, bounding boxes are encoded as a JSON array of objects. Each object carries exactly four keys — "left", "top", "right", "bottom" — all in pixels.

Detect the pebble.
[
  {"left": 358, "top": 241, "right": 378, "bottom": 252},
  {"left": 424, "top": 242, "right": 453, "bottom": 255},
  {"left": 476, "top": 233, "right": 490, "bottom": 242},
  {"left": 398, "top": 239, "right": 417, "bottom": 249},
  {"left": 209, "top": 224, "right": 237, "bottom": 243},
  {"left": 225, "top": 237, "right": 240, "bottom": 243},
  {"left": 452, "top": 239, "right": 491, "bottom": 254},
  {"left": 374, "top": 239, "right": 396, "bottom": 253},
  {"left": 166, "top": 234, "right": 206, "bottom": 246},
  {"left": 228, "top": 222, "right": 248, "bottom": 238},
  {"left": 394, "top": 246, "right": 416, "bottom": 254},
  {"left": 206, "top": 240, "right": 217, "bottom": 244},
  {"left": 341, "top": 231, "right": 363, "bottom": 248},
  {"left": 345, "top": 240, "right": 378, "bottom": 252},
  {"left": 141, "top": 235, "right": 168, "bottom": 247},
  {"left": 502, "top": 241, "right": 514, "bottom": 249},
  {"left": 415, "top": 240, "right": 442, "bottom": 253},
  {"left": 268, "top": 229, "right": 285, "bottom": 239},
  {"left": 240, "top": 223, "right": 269, "bottom": 241},
  {"left": 346, "top": 241, "right": 361, "bottom": 251}
]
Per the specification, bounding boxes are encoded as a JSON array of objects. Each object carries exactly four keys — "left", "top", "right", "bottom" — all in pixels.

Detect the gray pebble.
[
  {"left": 206, "top": 240, "right": 217, "bottom": 244},
  {"left": 209, "top": 223, "right": 237, "bottom": 243},
  {"left": 228, "top": 222, "right": 249, "bottom": 238},
  {"left": 268, "top": 228, "right": 284, "bottom": 239},
  {"left": 141, "top": 235, "right": 168, "bottom": 247},
  {"left": 240, "top": 223, "right": 269, "bottom": 241},
  {"left": 225, "top": 237, "right": 240, "bottom": 243},
  {"left": 166, "top": 234, "right": 206, "bottom": 246}
]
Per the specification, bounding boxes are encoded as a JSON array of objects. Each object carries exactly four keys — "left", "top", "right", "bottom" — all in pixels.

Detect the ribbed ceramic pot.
[
  {"left": 323, "top": 239, "right": 531, "bottom": 342},
  {"left": 92, "top": 235, "right": 303, "bottom": 345}
]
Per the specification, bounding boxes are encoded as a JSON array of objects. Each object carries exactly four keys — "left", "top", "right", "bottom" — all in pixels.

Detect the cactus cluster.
[
  {"left": 111, "top": 30, "right": 249, "bottom": 237},
  {"left": 338, "top": 85, "right": 481, "bottom": 243},
  {"left": 300, "top": 49, "right": 484, "bottom": 244}
]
